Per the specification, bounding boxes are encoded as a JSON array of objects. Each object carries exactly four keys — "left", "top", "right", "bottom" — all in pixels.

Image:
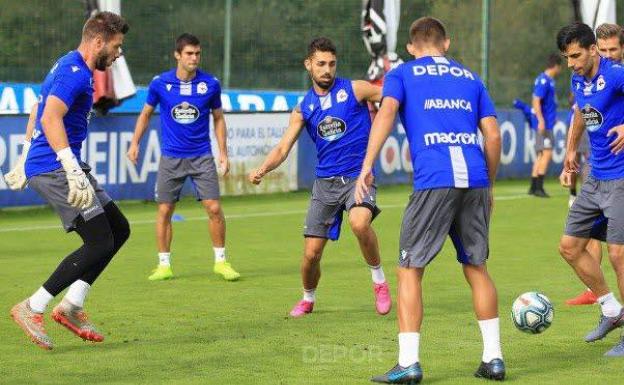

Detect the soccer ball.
[{"left": 511, "top": 292, "right": 554, "bottom": 334}]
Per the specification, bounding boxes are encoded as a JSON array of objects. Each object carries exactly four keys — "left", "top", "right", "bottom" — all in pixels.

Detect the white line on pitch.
[{"left": 0, "top": 193, "right": 563, "bottom": 233}]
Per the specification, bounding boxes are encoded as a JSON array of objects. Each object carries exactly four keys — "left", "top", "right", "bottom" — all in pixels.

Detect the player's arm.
[
  {"left": 40, "top": 95, "right": 94, "bottom": 209},
  {"left": 354, "top": 96, "right": 399, "bottom": 204},
  {"left": 531, "top": 95, "right": 545, "bottom": 132},
  {"left": 248, "top": 107, "right": 305, "bottom": 185},
  {"left": 3, "top": 103, "right": 38, "bottom": 190},
  {"left": 352, "top": 80, "right": 382, "bottom": 103},
  {"left": 212, "top": 108, "right": 229, "bottom": 176},
  {"left": 478, "top": 116, "right": 502, "bottom": 186},
  {"left": 127, "top": 104, "right": 155, "bottom": 164},
  {"left": 559, "top": 108, "right": 585, "bottom": 187}
]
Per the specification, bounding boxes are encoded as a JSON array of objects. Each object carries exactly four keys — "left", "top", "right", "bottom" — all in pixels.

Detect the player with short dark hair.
[
  {"left": 557, "top": 22, "right": 624, "bottom": 356},
  {"left": 565, "top": 22, "right": 624, "bottom": 306},
  {"left": 248, "top": 37, "right": 392, "bottom": 318},
  {"left": 356, "top": 16, "right": 505, "bottom": 382},
  {"left": 127, "top": 33, "right": 240, "bottom": 282},
  {"left": 528, "top": 53, "right": 562, "bottom": 197},
  {"left": 9, "top": 11, "right": 130, "bottom": 350}
]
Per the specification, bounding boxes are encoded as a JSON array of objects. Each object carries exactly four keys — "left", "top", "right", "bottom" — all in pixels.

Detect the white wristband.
[{"left": 56, "top": 147, "right": 80, "bottom": 168}]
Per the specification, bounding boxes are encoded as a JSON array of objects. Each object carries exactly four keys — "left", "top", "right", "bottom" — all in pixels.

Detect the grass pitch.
[{"left": 0, "top": 180, "right": 621, "bottom": 384}]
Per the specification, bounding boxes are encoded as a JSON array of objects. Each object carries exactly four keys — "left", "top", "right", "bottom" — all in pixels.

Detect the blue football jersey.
[
  {"left": 25, "top": 51, "right": 94, "bottom": 178},
  {"left": 300, "top": 77, "right": 372, "bottom": 178},
  {"left": 146, "top": 69, "right": 222, "bottom": 158},
  {"left": 572, "top": 57, "right": 624, "bottom": 180},
  {"left": 533, "top": 72, "right": 558, "bottom": 130},
  {"left": 383, "top": 56, "right": 496, "bottom": 190}
]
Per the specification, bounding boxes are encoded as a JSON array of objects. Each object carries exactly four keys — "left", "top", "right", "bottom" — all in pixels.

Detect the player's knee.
[
  {"left": 205, "top": 202, "right": 222, "bottom": 219},
  {"left": 559, "top": 239, "right": 580, "bottom": 262},
  {"left": 303, "top": 249, "right": 323, "bottom": 264},
  {"left": 349, "top": 218, "right": 371, "bottom": 237},
  {"left": 157, "top": 204, "right": 175, "bottom": 218}
]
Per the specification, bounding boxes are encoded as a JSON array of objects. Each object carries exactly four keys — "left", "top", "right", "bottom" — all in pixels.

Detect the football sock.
[
  {"left": 214, "top": 247, "right": 226, "bottom": 263},
  {"left": 570, "top": 187, "right": 577, "bottom": 196},
  {"left": 478, "top": 318, "right": 503, "bottom": 362},
  {"left": 537, "top": 174, "right": 545, "bottom": 189},
  {"left": 398, "top": 332, "right": 420, "bottom": 367},
  {"left": 158, "top": 253, "right": 171, "bottom": 266},
  {"left": 369, "top": 264, "right": 386, "bottom": 284},
  {"left": 64, "top": 280, "right": 91, "bottom": 308},
  {"left": 597, "top": 292, "right": 622, "bottom": 317},
  {"left": 530, "top": 177, "right": 537, "bottom": 191},
  {"left": 29, "top": 287, "right": 53, "bottom": 313},
  {"left": 158, "top": 252, "right": 171, "bottom": 266},
  {"left": 303, "top": 288, "right": 316, "bottom": 302}
]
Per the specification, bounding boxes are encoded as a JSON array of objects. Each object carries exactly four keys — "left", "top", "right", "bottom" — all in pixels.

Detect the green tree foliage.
[{"left": 1, "top": 0, "right": 622, "bottom": 105}]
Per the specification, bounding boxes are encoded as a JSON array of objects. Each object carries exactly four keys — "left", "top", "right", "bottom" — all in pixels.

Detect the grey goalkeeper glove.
[
  {"left": 57, "top": 148, "right": 95, "bottom": 209},
  {"left": 3, "top": 140, "right": 31, "bottom": 190}
]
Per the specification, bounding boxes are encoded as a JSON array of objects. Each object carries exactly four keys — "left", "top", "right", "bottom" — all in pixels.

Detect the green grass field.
[{"left": 0, "top": 180, "right": 622, "bottom": 385}]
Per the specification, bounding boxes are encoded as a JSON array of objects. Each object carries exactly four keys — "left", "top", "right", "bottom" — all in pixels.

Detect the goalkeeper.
[{"left": 5, "top": 12, "right": 130, "bottom": 351}]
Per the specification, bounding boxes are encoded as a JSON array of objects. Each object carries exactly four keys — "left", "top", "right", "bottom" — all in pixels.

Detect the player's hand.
[
  {"left": 559, "top": 169, "right": 573, "bottom": 188},
  {"left": 563, "top": 150, "right": 579, "bottom": 174},
  {"left": 58, "top": 149, "right": 95, "bottom": 209},
  {"left": 608, "top": 124, "right": 624, "bottom": 154},
  {"left": 537, "top": 120, "right": 545, "bottom": 134},
  {"left": 354, "top": 166, "right": 374, "bottom": 205},
  {"left": 3, "top": 140, "right": 31, "bottom": 190},
  {"left": 126, "top": 142, "right": 140, "bottom": 164},
  {"left": 248, "top": 168, "right": 266, "bottom": 185},
  {"left": 218, "top": 154, "right": 230, "bottom": 177}
]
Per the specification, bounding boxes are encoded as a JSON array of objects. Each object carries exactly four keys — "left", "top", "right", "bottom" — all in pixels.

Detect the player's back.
[
  {"left": 26, "top": 51, "right": 93, "bottom": 178},
  {"left": 384, "top": 56, "right": 496, "bottom": 190}
]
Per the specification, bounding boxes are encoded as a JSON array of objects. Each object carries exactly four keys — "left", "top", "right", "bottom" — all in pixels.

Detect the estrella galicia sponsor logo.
[
  {"left": 171, "top": 102, "right": 200, "bottom": 124},
  {"left": 317, "top": 116, "right": 347, "bottom": 141},
  {"left": 424, "top": 132, "right": 479, "bottom": 146},
  {"left": 581, "top": 104, "right": 603, "bottom": 132},
  {"left": 423, "top": 98, "right": 472, "bottom": 112}
]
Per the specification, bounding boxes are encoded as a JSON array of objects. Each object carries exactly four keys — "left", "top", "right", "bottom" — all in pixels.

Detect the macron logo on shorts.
[{"left": 424, "top": 132, "right": 479, "bottom": 146}]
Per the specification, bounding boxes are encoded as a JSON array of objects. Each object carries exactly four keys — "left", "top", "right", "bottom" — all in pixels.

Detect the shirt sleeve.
[
  {"left": 533, "top": 76, "right": 547, "bottom": 99},
  {"left": 611, "top": 65, "right": 624, "bottom": 94},
  {"left": 210, "top": 80, "right": 223, "bottom": 110},
  {"left": 478, "top": 82, "right": 497, "bottom": 119},
  {"left": 146, "top": 77, "right": 160, "bottom": 107},
  {"left": 382, "top": 68, "right": 404, "bottom": 104},
  {"left": 48, "top": 68, "right": 87, "bottom": 108}
]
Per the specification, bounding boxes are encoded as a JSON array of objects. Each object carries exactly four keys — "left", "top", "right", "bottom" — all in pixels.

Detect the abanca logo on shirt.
[
  {"left": 171, "top": 102, "right": 200, "bottom": 124},
  {"left": 424, "top": 98, "right": 472, "bottom": 112},
  {"left": 317, "top": 116, "right": 347, "bottom": 141}
]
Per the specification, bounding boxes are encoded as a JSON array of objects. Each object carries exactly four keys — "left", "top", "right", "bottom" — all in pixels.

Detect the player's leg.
[
  {"left": 535, "top": 147, "right": 552, "bottom": 197},
  {"left": 150, "top": 156, "right": 185, "bottom": 280},
  {"left": 604, "top": 243, "right": 624, "bottom": 356},
  {"left": 529, "top": 152, "right": 540, "bottom": 195},
  {"left": 346, "top": 181, "right": 391, "bottom": 315},
  {"left": 52, "top": 187, "right": 130, "bottom": 342},
  {"left": 449, "top": 188, "right": 504, "bottom": 380},
  {"left": 291, "top": 179, "right": 340, "bottom": 317},
  {"left": 149, "top": 202, "right": 176, "bottom": 280},
  {"left": 201, "top": 199, "right": 239, "bottom": 280},
  {"left": 190, "top": 155, "right": 239, "bottom": 280},
  {"left": 290, "top": 236, "right": 328, "bottom": 317},
  {"left": 373, "top": 189, "right": 457, "bottom": 384}
]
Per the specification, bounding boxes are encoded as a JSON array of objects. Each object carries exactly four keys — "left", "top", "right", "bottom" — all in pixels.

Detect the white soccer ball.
[{"left": 511, "top": 291, "right": 554, "bottom": 334}]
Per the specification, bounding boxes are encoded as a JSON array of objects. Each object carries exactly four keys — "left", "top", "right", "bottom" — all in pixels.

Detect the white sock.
[
  {"left": 598, "top": 292, "right": 623, "bottom": 317},
  {"left": 398, "top": 332, "right": 420, "bottom": 367},
  {"left": 369, "top": 264, "right": 386, "bottom": 284},
  {"left": 303, "top": 289, "right": 316, "bottom": 302},
  {"left": 64, "top": 280, "right": 91, "bottom": 308},
  {"left": 29, "top": 287, "right": 54, "bottom": 313},
  {"left": 158, "top": 252, "right": 171, "bottom": 266},
  {"left": 214, "top": 247, "right": 226, "bottom": 263},
  {"left": 478, "top": 318, "right": 503, "bottom": 362}
]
